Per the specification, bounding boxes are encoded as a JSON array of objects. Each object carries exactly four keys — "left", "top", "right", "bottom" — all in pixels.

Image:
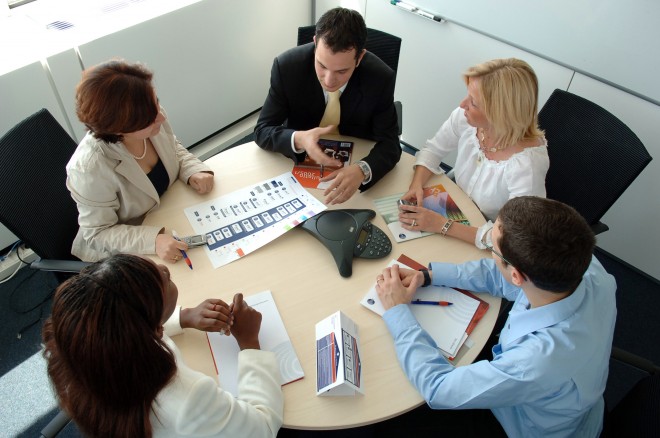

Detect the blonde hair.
[{"left": 463, "top": 58, "right": 544, "bottom": 149}]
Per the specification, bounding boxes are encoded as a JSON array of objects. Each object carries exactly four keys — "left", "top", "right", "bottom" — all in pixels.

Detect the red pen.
[{"left": 411, "top": 300, "right": 453, "bottom": 306}]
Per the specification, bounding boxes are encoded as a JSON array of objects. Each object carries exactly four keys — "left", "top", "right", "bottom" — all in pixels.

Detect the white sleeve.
[
  {"left": 167, "top": 349, "right": 284, "bottom": 438},
  {"left": 414, "top": 107, "right": 465, "bottom": 173},
  {"left": 163, "top": 306, "right": 184, "bottom": 337}
]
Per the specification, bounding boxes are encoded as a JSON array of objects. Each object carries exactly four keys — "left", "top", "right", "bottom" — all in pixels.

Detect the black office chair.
[
  {"left": 601, "top": 348, "right": 660, "bottom": 437},
  {"left": 538, "top": 89, "right": 652, "bottom": 234},
  {"left": 297, "top": 25, "right": 404, "bottom": 136},
  {"left": 0, "top": 108, "right": 87, "bottom": 275},
  {"left": 0, "top": 108, "right": 88, "bottom": 437}
]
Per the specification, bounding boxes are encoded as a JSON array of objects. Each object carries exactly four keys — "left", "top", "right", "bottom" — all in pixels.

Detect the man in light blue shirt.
[{"left": 376, "top": 196, "right": 617, "bottom": 437}]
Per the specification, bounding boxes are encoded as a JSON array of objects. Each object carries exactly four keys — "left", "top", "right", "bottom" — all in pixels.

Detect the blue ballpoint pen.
[
  {"left": 412, "top": 300, "right": 453, "bottom": 306},
  {"left": 172, "top": 231, "right": 193, "bottom": 270}
]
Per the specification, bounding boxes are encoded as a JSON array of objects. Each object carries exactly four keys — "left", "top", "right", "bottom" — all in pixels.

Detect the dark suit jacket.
[{"left": 254, "top": 43, "right": 401, "bottom": 190}]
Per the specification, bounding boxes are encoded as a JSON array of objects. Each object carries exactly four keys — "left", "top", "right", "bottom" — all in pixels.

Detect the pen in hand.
[
  {"left": 171, "top": 230, "right": 193, "bottom": 270},
  {"left": 411, "top": 300, "right": 453, "bottom": 306},
  {"left": 320, "top": 164, "right": 324, "bottom": 178}
]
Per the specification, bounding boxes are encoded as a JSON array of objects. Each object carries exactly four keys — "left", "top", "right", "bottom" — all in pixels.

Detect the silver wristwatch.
[{"left": 356, "top": 160, "right": 371, "bottom": 183}]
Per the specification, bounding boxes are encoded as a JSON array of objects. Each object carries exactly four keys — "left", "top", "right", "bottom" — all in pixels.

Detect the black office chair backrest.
[
  {"left": 0, "top": 109, "right": 80, "bottom": 260},
  {"left": 538, "top": 89, "right": 652, "bottom": 233},
  {"left": 297, "top": 26, "right": 402, "bottom": 76}
]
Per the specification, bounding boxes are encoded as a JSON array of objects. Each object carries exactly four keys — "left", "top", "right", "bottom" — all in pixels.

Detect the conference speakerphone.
[{"left": 300, "top": 209, "right": 392, "bottom": 277}]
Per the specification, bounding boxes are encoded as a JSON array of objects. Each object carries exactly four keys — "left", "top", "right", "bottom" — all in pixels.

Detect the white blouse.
[{"left": 415, "top": 107, "right": 549, "bottom": 222}]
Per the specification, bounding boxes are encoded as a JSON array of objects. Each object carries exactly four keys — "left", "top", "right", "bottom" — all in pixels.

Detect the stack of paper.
[
  {"left": 360, "top": 259, "right": 486, "bottom": 359},
  {"left": 207, "top": 290, "right": 304, "bottom": 396}
]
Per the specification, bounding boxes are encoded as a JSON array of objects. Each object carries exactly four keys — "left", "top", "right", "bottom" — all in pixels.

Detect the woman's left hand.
[
  {"left": 180, "top": 299, "right": 233, "bottom": 334},
  {"left": 398, "top": 204, "right": 446, "bottom": 234},
  {"left": 188, "top": 172, "right": 214, "bottom": 194}
]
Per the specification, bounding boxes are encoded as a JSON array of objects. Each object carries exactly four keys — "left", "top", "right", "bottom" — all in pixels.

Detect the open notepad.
[
  {"left": 207, "top": 290, "right": 304, "bottom": 396},
  {"left": 361, "top": 256, "right": 489, "bottom": 359}
]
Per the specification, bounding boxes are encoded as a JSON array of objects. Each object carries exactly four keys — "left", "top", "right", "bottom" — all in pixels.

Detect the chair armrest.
[
  {"left": 40, "top": 410, "right": 71, "bottom": 438},
  {"left": 394, "top": 101, "right": 402, "bottom": 136},
  {"left": 611, "top": 347, "right": 660, "bottom": 375},
  {"left": 591, "top": 221, "right": 609, "bottom": 235},
  {"left": 30, "top": 259, "right": 90, "bottom": 273}
]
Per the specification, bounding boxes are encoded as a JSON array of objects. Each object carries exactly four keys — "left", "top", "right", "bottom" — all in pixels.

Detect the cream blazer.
[
  {"left": 66, "top": 118, "right": 211, "bottom": 262},
  {"left": 154, "top": 311, "right": 283, "bottom": 437}
]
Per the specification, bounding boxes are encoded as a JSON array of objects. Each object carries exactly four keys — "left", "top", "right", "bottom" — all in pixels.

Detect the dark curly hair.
[{"left": 42, "top": 254, "right": 176, "bottom": 437}]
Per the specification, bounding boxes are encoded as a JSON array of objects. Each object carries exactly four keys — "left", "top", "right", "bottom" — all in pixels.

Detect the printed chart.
[{"left": 184, "top": 172, "right": 327, "bottom": 268}]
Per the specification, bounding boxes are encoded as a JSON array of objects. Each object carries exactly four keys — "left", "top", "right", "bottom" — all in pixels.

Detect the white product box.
[{"left": 315, "top": 311, "right": 364, "bottom": 396}]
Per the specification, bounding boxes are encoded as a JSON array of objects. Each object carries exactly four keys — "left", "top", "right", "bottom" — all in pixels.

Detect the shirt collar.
[
  {"left": 499, "top": 280, "right": 587, "bottom": 345},
  {"left": 323, "top": 83, "right": 348, "bottom": 102}
]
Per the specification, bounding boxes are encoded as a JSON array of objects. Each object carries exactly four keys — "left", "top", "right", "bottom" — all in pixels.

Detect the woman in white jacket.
[
  {"left": 67, "top": 59, "right": 215, "bottom": 263},
  {"left": 42, "top": 254, "right": 283, "bottom": 438}
]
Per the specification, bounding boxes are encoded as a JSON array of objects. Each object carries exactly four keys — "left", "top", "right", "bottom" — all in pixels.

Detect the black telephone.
[{"left": 300, "top": 209, "right": 392, "bottom": 277}]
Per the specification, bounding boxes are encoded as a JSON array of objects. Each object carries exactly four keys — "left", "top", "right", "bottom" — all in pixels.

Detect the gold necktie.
[{"left": 319, "top": 90, "right": 340, "bottom": 134}]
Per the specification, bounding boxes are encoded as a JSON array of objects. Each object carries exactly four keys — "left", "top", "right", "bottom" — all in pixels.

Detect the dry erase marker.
[
  {"left": 391, "top": 0, "right": 416, "bottom": 12},
  {"left": 172, "top": 230, "right": 193, "bottom": 270},
  {"left": 412, "top": 300, "right": 453, "bottom": 306},
  {"left": 415, "top": 9, "right": 443, "bottom": 22}
]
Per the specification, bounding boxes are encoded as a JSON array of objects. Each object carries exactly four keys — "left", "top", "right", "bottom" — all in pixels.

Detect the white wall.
[
  {"left": 0, "top": 0, "right": 313, "bottom": 251},
  {"left": 363, "top": 0, "right": 660, "bottom": 279},
  {"left": 76, "top": 0, "right": 312, "bottom": 147},
  {"left": 408, "top": 0, "right": 660, "bottom": 105}
]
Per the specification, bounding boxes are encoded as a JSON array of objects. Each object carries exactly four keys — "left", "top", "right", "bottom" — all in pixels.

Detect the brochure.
[
  {"left": 292, "top": 139, "right": 354, "bottom": 189},
  {"left": 373, "top": 183, "right": 470, "bottom": 243}
]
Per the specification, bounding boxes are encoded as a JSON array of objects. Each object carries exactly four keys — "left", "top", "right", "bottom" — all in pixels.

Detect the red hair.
[{"left": 76, "top": 59, "right": 159, "bottom": 144}]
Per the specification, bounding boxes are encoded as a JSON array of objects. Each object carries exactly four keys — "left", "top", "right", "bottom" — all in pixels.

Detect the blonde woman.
[{"left": 400, "top": 58, "right": 549, "bottom": 248}]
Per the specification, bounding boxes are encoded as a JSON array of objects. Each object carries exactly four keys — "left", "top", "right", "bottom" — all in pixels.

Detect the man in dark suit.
[{"left": 255, "top": 7, "right": 401, "bottom": 204}]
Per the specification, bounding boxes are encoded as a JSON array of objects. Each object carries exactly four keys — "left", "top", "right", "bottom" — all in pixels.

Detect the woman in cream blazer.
[{"left": 66, "top": 59, "right": 214, "bottom": 262}]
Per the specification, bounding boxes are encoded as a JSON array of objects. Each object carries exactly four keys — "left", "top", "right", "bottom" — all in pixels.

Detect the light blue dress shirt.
[{"left": 383, "top": 256, "right": 616, "bottom": 438}]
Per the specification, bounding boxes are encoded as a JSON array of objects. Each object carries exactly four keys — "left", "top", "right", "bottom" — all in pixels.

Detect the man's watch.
[
  {"left": 420, "top": 269, "right": 431, "bottom": 287},
  {"left": 356, "top": 160, "right": 371, "bottom": 183}
]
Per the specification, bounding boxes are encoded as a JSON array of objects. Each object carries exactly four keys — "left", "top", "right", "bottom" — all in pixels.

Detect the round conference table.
[{"left": 143, "top": 136, "right": 500, "bottom": 430}]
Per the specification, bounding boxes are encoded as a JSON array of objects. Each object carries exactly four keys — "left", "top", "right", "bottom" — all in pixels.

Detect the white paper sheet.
[
  {"left": 184, "top": 172, "right": 327, "bottom": 268},
  {"left": 207, "top": 290, "right": 304, "bottom": 396}
]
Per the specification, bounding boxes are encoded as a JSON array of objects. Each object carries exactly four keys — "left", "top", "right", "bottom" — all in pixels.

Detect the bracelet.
[{"left": 440, "top": 219, "right": 454, "bottom": 236}]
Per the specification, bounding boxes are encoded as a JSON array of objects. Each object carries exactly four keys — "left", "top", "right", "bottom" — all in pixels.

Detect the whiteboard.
[{"left": 395, "top": 0, "right": 660, "bottom": 104}]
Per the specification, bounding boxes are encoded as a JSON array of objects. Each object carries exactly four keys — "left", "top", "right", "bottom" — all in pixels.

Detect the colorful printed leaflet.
[
  {"left": 292, "top": 139, "right": 354, "bottom": 189},
  {"left": 373, "top": 183, "right": 470, "bottom": 243}
]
